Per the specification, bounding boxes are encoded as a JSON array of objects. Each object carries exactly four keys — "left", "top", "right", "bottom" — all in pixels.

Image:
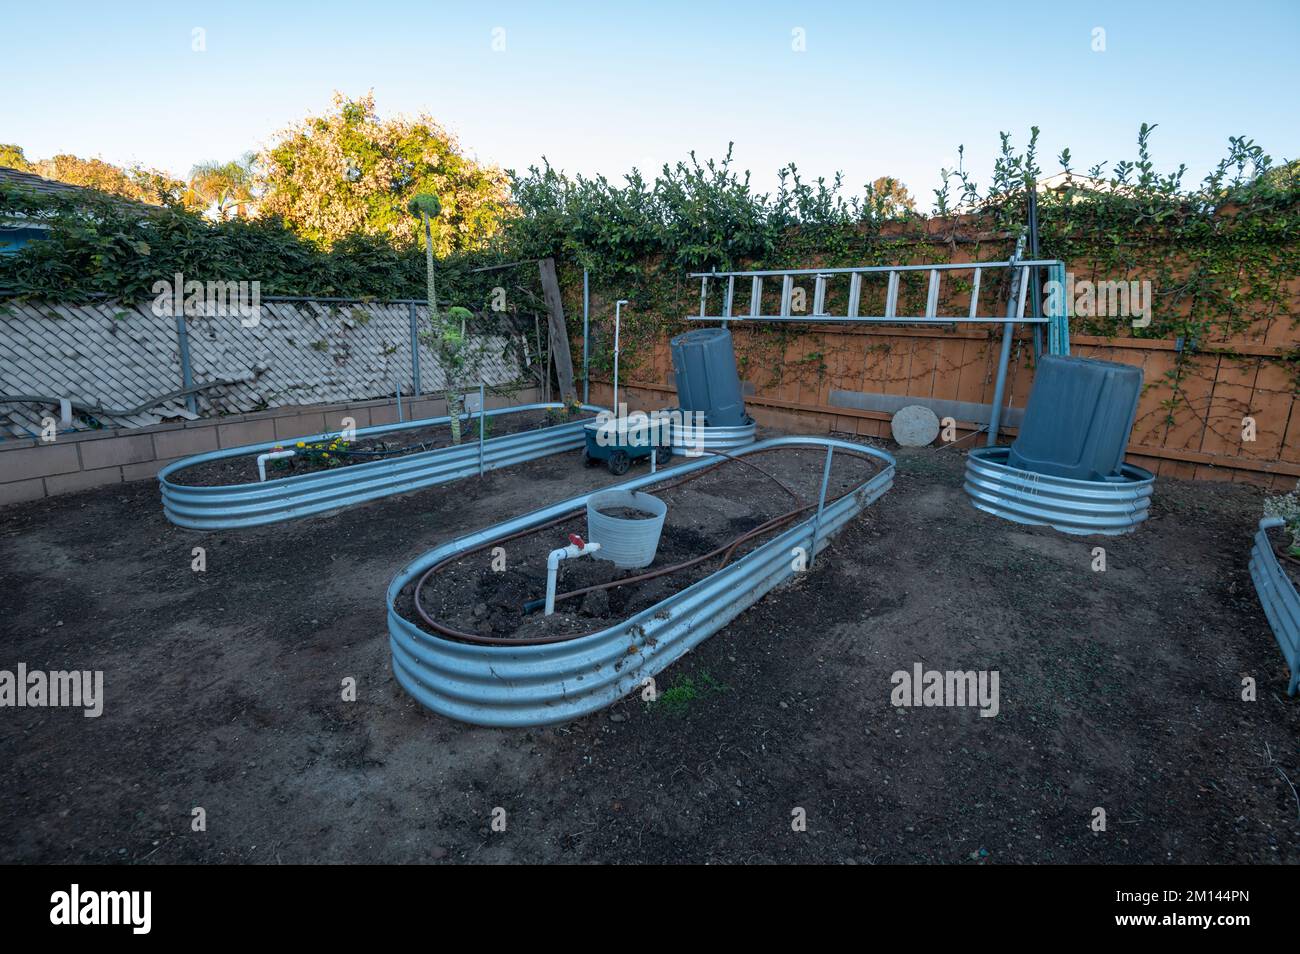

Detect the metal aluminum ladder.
[{"left": 686, "top": 256, "right": 1070, "bottom": 443}]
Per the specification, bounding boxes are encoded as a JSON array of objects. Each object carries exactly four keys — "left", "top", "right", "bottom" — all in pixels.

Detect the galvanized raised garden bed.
[
  {"left": 386, "top": 436, "right": 895, "bottom": 727},
  {"left": 1248, "top": 517, "right": 1300, "bottom": 696},
  {"left": 159, "top": 403, "right": 604, "bottom": 530}
]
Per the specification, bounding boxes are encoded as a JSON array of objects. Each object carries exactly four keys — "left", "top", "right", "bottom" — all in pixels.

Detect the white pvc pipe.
[
  {"left": 613, "top": 299, "right": 628, "bottom": 414},
  {"left": 545, "top": 540, "right": 601, "bottom": 616},
  {"left": 257, "top": 449, "right": 296, "bottom": 482}
]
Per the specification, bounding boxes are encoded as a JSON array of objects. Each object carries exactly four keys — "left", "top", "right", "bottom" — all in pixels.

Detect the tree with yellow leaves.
[{"left": 258, "top": 92, "right": 510, "bottom": 250}]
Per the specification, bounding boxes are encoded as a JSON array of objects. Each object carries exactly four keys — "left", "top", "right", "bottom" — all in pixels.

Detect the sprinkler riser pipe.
[
  {"left": 545, "top": 541, "right": 602, "bottom": 616},
  {"left": 256, "top": 449, "right": 295, "bottom": 482}
]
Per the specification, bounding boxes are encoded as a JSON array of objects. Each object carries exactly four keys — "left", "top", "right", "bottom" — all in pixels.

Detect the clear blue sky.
[{"left": 5, "top": 0, "right": 1297, "bottom": 206}]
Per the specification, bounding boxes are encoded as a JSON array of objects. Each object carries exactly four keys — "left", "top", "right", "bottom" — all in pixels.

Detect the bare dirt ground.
[{"left": 1, "top": 429, "right": 1296, "bottom": 864}]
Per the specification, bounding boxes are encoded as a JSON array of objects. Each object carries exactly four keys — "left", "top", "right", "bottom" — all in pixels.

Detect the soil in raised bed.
[
  {"left": 169, "top": 406, "right": 584, "bottom": 487},
  {"left": 406, "top": 445, "right": 882, "bottom": 643}
]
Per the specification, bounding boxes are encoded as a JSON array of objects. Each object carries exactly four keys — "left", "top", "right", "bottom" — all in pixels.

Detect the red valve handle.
[{"left": 568, "top": 533, "right": 586, "bottom": 549}]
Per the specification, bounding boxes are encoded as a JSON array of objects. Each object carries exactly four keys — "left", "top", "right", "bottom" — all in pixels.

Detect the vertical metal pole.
[
  {"left": 174, "top": 312, "right": 197, "bottom": 415},
  {"left": 613, "top": 299, "right": 628, "bottom": 414},
  {"left": 1047, "top": 262, "right": 1059, "bottom": 355},
  {"left": 582, "top": 269, "right": 590, "bottom": 404},
  {"left": 478, "top": 381, "right": 486, "bottom": 477},
  {"left": 807, "top": 446, "right": 834, "bottom": 570},
  {"left": 1027, "top": 190, "right": 1044, "bottom": 362},
  {"left": 1050, "top": 261, "right": 1071, "bottom": 356},
  {"left": 409, "top": 301, "right": 422, "bottom": 396},
  {"left": 986, "top": 261, "right": 1024, "bottom": 447}
]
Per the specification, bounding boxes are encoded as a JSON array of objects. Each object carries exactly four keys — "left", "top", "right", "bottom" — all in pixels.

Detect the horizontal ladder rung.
[
  {"left": 689, "top": 259, "right": 1061, "bottom": 279},
  {"left": 689, "top": 314, "right": 1050, "bottom": 325}
]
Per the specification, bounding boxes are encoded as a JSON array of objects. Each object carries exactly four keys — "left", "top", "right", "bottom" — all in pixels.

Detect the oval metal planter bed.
[
  {"left": 386, "top": 436, "right": 895, "bottom": 727},
  {"left": 1248, "top": 517, "right": 1300, "bottom": 696},
  {"left": 964, "top": 445, "right": 1155, "bottom": 536},
  {"left": 159, "top": 403, "right": 605, "bottom": 530}
]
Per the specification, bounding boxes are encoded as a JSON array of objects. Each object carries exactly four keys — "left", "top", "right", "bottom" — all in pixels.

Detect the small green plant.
[
  {"left": 1264, "top": 480, "right": 1300, "bottom": 556},
  {"left": 657, "top": 679, "right": 699, "bottom": 715},
  {"left": 545, "top": 398, "right": 583, "bottom": 425},
  {"left": 654, "top": 670, "right": 729, "bottom": 716}
]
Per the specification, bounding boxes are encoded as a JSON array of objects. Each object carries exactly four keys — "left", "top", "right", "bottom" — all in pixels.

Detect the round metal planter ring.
[{"left": 964, "top": 445, "right": 1155, "bottom": 536}]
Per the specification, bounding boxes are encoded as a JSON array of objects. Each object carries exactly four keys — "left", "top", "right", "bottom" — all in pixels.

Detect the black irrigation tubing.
[
  {"left": 328, "top": 442, "right": 438, "bottom": 458},
  {"left": 541, "top": 451, "right": 809, "bottom": 608},
  {"left": 409, "top": 445, "right": 879, "bottom": 646},
  {"left": 551, "top": 506, "right": 813, "bottom": 607}
]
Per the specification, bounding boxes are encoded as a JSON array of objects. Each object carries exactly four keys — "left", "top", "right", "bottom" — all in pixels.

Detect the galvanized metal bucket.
[{"left": 586, "top": 490, "right": 667, "bottom": 568}]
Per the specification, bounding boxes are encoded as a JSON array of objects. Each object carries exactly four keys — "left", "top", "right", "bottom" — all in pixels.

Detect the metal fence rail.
[
  {"left": 1249, "top": 517, "right": 1300, "bottom": 696},
  {"left": 159, "top": 403, "right": 605, "bottom": 530},
  {"left": 386, "top": 436, "right": 895, "bottom": 727}
]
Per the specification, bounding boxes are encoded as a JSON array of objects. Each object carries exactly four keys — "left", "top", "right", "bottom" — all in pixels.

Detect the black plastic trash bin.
[{"left": 1007, "top": 355, "right": 1143, "bottom": 482}]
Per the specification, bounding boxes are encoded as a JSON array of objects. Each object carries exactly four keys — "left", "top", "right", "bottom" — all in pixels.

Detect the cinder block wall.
[{"left": 0, "top": 388, "right": 543, "bottom": 505}]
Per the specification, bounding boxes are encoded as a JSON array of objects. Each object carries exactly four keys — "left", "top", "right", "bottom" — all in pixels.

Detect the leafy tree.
[
  {"left": 1, "top": 143, "right": 186, "bottom": 205},
  {"left": 258, "top": 92, "right": 510, "bottom": 250},
  {"left": 185, "top": 157, "right": 258, "bottom": 219},
  {"left": 0, "top": 144, "right": 33, "bottom": 172},
  {"left": 29, "top": 153, "right": 185, "bottom": 205}
]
